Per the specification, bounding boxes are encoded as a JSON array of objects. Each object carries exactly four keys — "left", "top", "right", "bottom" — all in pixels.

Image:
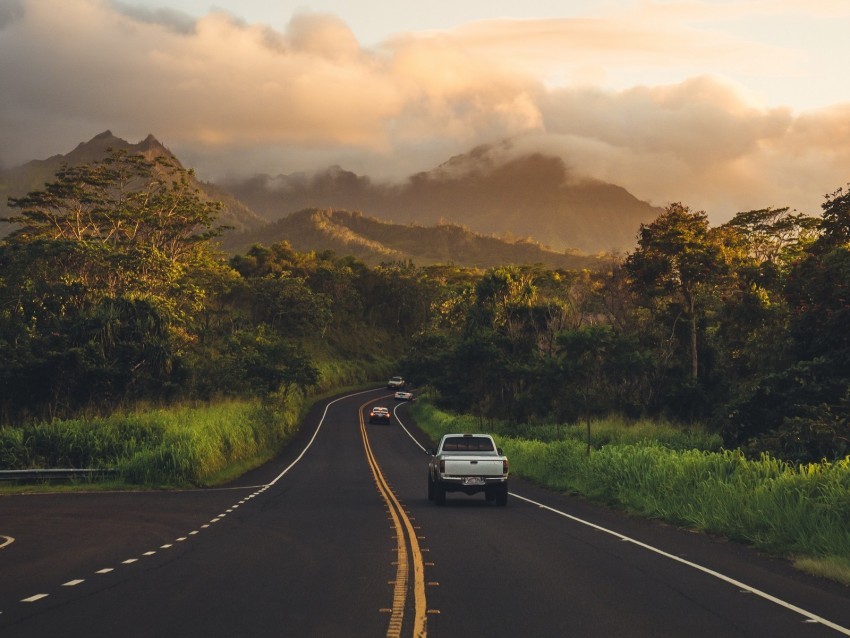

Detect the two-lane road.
[{"left": 2, "top": 388, "right": 849, "bottom": 637}]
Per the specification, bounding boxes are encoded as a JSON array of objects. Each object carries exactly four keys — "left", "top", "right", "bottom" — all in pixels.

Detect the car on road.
[
  {"left": 387, "top": 376, "right": 406, "bottom": 390},
  {"left": 394, "top": 391, "right": 413, "bottom": 401},
  {"left": 369, "top": 406, "right": 391, "bottom": 424},
  {"left": 427, "top": 433, "right": 509, "bottom": 506}
]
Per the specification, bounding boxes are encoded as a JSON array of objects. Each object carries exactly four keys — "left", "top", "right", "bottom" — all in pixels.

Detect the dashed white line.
[{"left": 7, "top": 390, "right": 376, "bottom": 618}]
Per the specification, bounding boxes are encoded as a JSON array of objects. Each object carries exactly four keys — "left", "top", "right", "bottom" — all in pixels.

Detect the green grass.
[
  {"left": 0, "top": 350, "right": 391, "bottom": 489},
  {"left": 410, "top": 400, "right": 850, "bottom": 585},
  {"left": 0, "top": 400, "right": 299, "bottom": 487}
]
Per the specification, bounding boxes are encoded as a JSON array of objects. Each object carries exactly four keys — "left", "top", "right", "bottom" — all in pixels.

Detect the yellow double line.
[{"left": 360, "top": 401, "right": 427, "bottom": 638}]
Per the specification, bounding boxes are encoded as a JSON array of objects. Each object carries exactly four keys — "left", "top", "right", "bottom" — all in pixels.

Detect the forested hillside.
[
  {"left": 220, "top": 144, "right": 662, "bottom": 254},
  {"left": 222, "top": 208, "right": 607, "bottom": 270},
  {"left": 1, "top": 149, "right": 848, "bottom": 465}
]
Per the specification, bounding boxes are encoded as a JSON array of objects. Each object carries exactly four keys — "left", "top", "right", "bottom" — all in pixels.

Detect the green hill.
[{"left": 222, "top": 208, "right": 607, "bottom": 270}]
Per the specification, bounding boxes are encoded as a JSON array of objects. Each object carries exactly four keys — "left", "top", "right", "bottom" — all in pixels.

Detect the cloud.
[
  {"left": 0, "top": 0, "right": 24, "bottom": 30},
  {"left": 113, "top": 1, "right": 196, "bottom": 34},
  {"left": 1, "top": 0, "right": 849, "bottom": 220}
]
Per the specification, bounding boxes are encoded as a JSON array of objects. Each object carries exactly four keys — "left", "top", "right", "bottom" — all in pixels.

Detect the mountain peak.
[{"left": 140, "top": 133, "right": 161, "bottom": 147}]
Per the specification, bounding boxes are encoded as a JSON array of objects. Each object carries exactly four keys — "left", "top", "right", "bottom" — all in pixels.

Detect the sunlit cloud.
[{"left": 1, "top": 0, "right": 849, "bottom": 221}]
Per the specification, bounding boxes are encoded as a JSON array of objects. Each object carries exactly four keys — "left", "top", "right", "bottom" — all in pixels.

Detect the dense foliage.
[
  {"left": 2, "top": 150, "right": 848, "bottom": 465},
  {"left": 402, "top": 200, "right": 849, "bottom": 463},
  {"left": 0, "top": 150, "right": 425, "bottom": 426}
]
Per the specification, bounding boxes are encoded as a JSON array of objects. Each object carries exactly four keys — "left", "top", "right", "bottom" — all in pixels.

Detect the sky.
[{"left": 1, "top": 0, "right": 850, "bottom": 222}]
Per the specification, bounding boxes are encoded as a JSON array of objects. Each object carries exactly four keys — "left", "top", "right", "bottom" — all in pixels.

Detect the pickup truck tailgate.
[{"left": 442, "top": 456, "right": 505, "bottom": 477}]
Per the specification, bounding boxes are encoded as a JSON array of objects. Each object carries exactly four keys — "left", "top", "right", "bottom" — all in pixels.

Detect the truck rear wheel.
[{"left": 495, "top": 483, "right": 508, "bottom": 506}]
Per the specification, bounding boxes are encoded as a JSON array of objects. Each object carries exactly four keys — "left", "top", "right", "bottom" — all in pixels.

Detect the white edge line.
[
  {"left": 266, "top": 388, "right": 382, "bottom": 487},
  {"left": 511, "top": 492, "right": 850, "bottom": 636},
  {"left": 392, "top": 405, "right": 427, "bottom": 453},
  {"left": 393, "top": 406, "right": 850, "bottom": 636}
]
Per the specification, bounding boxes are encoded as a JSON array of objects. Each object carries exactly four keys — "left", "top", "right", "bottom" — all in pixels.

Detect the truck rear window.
[{"left": 441, "top": 437, "right": 495, "bottom": 452}]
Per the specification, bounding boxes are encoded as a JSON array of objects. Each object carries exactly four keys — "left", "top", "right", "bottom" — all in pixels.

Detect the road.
[{"left": 2, "top": 387, "right": 849, "bottom": 637}]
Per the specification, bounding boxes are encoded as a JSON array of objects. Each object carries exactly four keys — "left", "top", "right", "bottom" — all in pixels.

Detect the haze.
[{"left": 1, "top": 0, "right": 849, "bottom": 221}]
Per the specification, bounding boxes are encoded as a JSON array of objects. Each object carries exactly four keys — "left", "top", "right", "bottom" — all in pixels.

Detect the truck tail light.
[{"left": 503, "top": 459, "right": 509, "bottom": 474}]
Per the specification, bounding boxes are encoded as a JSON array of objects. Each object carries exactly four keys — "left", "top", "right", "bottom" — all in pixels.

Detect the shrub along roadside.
[
  {"left": 0, "top": 354, "right": 393, "bottom": 488},
  {"left": 410, "top": 400, "right": 850, "bottom": 585},
  {"left": 0, "top": 400, "right": 296, "bottom": 487}
]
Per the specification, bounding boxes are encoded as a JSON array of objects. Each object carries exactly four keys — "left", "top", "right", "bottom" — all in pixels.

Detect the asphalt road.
[{"left": 2, "top": 387, "right": 849, "bottom": 637}]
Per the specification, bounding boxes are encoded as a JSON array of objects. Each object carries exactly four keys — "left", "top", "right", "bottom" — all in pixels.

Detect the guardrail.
[{"left": 0, "top": 468, "right": 119, "bottom": 481}]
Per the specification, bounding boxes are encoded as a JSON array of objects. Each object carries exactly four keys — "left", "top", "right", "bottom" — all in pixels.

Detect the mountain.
[
  {"left": 219, "top": 142, "right": 662, "bottom": 254},
  {"left": 222, "top": 208, "right": 608, "bottom": 270},
  {"left": 2, "top": 132, "right": 659, "bottom": 261},
  {"left": 0, "top": 131, "right": 266, "bottom": 238}
]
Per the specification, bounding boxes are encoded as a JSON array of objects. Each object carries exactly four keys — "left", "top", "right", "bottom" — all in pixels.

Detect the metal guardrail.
[{"left": 0, "top": 468, "right": 119, "bottom": 481}]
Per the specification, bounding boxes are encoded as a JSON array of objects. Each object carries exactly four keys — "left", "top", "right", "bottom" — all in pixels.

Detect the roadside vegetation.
[
  {"left": 411, "top": 400, "right": 850, "bottom": 585},
  {"left": 2, "top": 149, "right": 849, "bottom": 582}
]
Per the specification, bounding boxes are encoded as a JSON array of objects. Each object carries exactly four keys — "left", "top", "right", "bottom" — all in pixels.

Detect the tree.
[
  {"left": 3, "top": 149, "right": 223, "bottom": 302},
  {"left": 721, "top": 188, "right": 850, "bottom": 461},
  {"left": 624, "top": 203, "right": 729, "bottom": 381},
  {"left": 0, "top": 149, "right": 225, "bottom": 420},
  {"left": 811, "top": 185, "right": 850, "bottom": 254}
]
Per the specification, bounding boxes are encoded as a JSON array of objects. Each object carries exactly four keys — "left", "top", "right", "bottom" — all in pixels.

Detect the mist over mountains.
[
  {"left": 220, "top": 142, "right": 661, "bottom": 255},
  {"left": 2, "top": 132, "right": 663, "bottom": 264}
]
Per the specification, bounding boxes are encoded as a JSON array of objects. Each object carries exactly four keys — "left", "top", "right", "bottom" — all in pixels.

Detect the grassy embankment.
[
  {"left": 0, "top": 353, "right": 391, "bottom": 490},
  {"left": 410, "top": 400, "right": 850, "bottom": 586}
]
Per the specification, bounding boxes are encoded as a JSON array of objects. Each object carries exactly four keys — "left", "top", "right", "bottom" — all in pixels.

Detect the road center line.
[
  {"left": 266, "top": 388, "right": 381, "bottom": 487},
  {"left": 360, "top": 400, "right": 427, "bottom": 638}
]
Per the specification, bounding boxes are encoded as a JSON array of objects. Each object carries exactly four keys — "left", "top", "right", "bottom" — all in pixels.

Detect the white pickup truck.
[{"left": 427, "top": 433, "right": 509, "bottom": 506}]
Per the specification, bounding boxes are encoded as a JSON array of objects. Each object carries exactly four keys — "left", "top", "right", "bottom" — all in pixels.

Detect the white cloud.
[{"left": 1, "top": 0, "right": 849, "bottom": 220}]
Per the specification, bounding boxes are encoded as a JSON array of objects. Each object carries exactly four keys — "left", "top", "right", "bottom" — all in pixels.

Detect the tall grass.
[
  {"left": 411, "top": 400, "right": 850, "bottom": 582},
  {"left": 0, "top": 347, "right": 393, "bottom": 486},
  {"left": 0, "top": 399, "right": 300, "bottom": 486}
]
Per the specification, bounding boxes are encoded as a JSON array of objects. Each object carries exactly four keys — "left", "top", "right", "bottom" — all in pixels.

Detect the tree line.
[
  {"left": 1, "top": 149, "right": 848, "bottom": 463},
  {"left": 403, "top": 196, "right": 850, "bottom": 463},
  {"left": 0, "top": 150, "right": 425, "bottom": 424}
]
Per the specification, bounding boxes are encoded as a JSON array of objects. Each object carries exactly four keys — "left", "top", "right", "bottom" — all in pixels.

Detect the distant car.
[
  {"left": 369, "top": 406, "right": 391, "bottom": 424},
  {"left": 387, "top": 376, "right": 406, "bottom": 390},
  {"left": 394, "top": 391, "right": 413, "bottom": 401}
]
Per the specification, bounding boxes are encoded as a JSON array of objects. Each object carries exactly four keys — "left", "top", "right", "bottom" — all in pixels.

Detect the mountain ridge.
[
  {"left": 222, "top": 208, "right": 608, "bottom": 270},
  {"left": 220, "top": 141, "right": 661, "bottom": 254},
  {"left": 2, "top": 132, "right": 662, "bottom": 263},
  {"left": 0, "top": 131, "right": 265, "bottom": 236}
]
